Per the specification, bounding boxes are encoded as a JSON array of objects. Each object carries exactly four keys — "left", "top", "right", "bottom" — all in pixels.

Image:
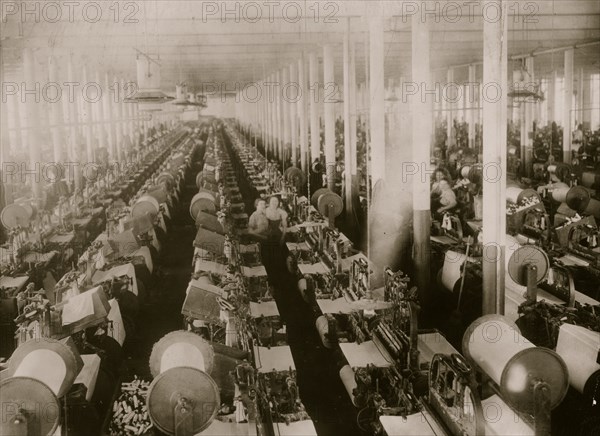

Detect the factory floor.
[
  {"left": 117, "top": 146, "right": 362, "bottom": 435},
  {"left": 120, "top": 160, "right": 201, "bottom": 381}
]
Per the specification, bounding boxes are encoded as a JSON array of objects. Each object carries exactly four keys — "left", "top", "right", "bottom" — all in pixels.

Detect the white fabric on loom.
[
  {"left": 92, "top": 263, "right": 138, "bottom": 295},
  {"left": 61, "top": 288, "right": 96, "bottom": 325}
]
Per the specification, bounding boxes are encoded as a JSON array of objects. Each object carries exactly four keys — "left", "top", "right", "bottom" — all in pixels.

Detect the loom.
[
  {"left": 565, "top": 186, "right": 600, "bottom": 220},
  {"left": 146, "top": 331, "right": 245, "bottom": 436},
  {"left": 0, "top": 337, "right": 84, "bottom": 436},
  {"left": 310, "top": 188, "right": 343, "bottom": 228},
  {"left": 462, "top": 315, "right": 569, "bottom": 435}
]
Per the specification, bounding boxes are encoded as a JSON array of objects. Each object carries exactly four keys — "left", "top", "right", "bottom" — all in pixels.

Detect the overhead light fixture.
[
  {"left": 508, "top": 61, "right": 544, "bottom": 102},
  {"left": 125, "top": 51, "right": 174, "bottom": 104},
  {"left": 172, "top": 83, "right": 190, "bottom": 105}
]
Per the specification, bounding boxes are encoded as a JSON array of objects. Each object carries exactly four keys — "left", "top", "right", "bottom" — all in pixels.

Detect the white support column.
[
  {"left": 369, "top": 11, "right": 385, "bottom": 185},
  {"left": 103, "top": 73, "right": 115, "bottom": 160},
  {"left": 48, "top": 56, "right": 64, "bottom": 164},
  {"left": 583, "top": 70, "right": 592, "bottom": 127},
  {"left": 82, "top": 66, "right": 95, "bottom": 163},
  {"left": 0, "top": 98, "right": 7, "bottom": 172},
  {"left": 349, "top": 40, "right": 358, "bottom": 177},
  {"left": 128, "top": 98, "right": 135, "bottom": 146},
  {"left": 577, "top": 68, "right": 584, "bottom": 128},
  {"left": 289, "top": 62, "right": 298, "bottom": 167},
  {"left": 113, "top": 76, "right": 123, "bottom": 161},
  {"left": 411, "top": 14, "right": 433, "bottom": 304},
  {"left": 120, "top": 78, "right": 131, "bottom": 158},
  {"left": 482, "top": 0, "right": 508, "bottom": 316},
  {"left": 275, "top": 71, "right": 282, "bottom": 162},
  {"left": 309, "top": 52, "right": 320, "bottom": 165},
  {"left": 10, "top": 93, "right": 23, "bottom": 153},
  {"left": 523, "top": 57, "right": 535, "bottom": 175},
  {"left": 23, "top": 48, "right": 43, "bottom": 204},
  {"left": 298, "top": 56, "right": 308, "bottom": 172},
  {"left": 67, "top": 57, "right": 81, "bottom": 190},
  {"left": 132, "top": 102, "right": 140, "bottom": 146},
  {"left": 446, "top": 68, "right": 455, "bottom": 147},
  {"left": 563, "top": 49, "right": 574, "bottom": 163},
  {"left": 323, "top": 44, "right": 336, "bottom": 191},
  {"left": 343, "top": 22, "right": 353, "bottom": 217},
  {"left": 264, "top": 78, "right": 270, "bottom": 159},
  {"left": 270, "top": 73, "right": 277, "bottom": 160},
  {"left": 94, "top": 72, "right": 105, "bottom": 151},
  {"left": 0, "top": 89, "right": 8, "bottom": 166},
  {"left": 547, "top": 72, "right": 556, "bottom": 127},
  {"left": 468, "top": 65, "right": 477, "bottom": 148},
  {"left": 282, "top": 67, "right": 291, "bottom": 167}
]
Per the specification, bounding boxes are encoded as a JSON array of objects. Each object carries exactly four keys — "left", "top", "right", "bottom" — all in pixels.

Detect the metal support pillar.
[
  {"left": 323, "top": 44, "right": 336, "bottom": 191},
  {"left": 563, "top": 49, "right": 574, "bottom": 163},
  {"left": 482, "top": 0, "right": 508, "bottom": 315},
  {"left": 309, "top": 52, "right": 320, "bottom": 165},
  {"left": 298, "top": 56, "right": 308, "bottom": 172},
  {"left": 290, "top": 62, "right": 298, "bottom": 167},
  {"left": 411, "top": 14, "right": 433, "bottom": 305},
  {"left": 369, "top": 11, "right": 385, "bottom": 185}
]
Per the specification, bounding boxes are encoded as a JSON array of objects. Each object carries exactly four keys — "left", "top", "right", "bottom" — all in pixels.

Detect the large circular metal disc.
[
  {"left": 311, "top": 188, "right": 330, "bottom": 207},
  {"left": 131, "top": 196, "right": 160, "bottom": 220},
  {"left": 0, "top": 377, "right": 60, "bottom": 436},
  {"left": 467, "top": 165, "right": 483, "bottom": 185},
  {"left": 501, "top": 348, "right": 569, "bottom": 414},
  {"left": 147, "top": 367, "right": 219, "bottom": 435},
  {"left": 507, "top": 245, "right": 549, "bottom": 286},
  {"left": 1, "top": 204, "right": 31, "bottom": 229},
  {"left": 581, "top": 171, "right": 600, "bottom": 189},
  {"left": 149, "top": 331, "right": 215, "bottom": 378},
  {"left": 553, "top": 163, "right": 571, "bottom": 182},
  {"left": 189, "top": 193, "right": 217, "bottom": 220},
  {"left": 7, "top": 337, "right": 81, "bottom": 398},
  {"left": 156, "top": 172, "right": 175, "bottom": 190},
  {"left": 284, "top": 167, "right": 306, "bottom": 189},
  {"left": 317, "top": 192, "right": 343, "bottom": 218},
  {"left": 566, "top": 186, "right": 591, "bottom": 213}
]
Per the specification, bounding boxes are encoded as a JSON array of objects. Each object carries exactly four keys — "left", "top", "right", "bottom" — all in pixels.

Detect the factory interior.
[{"left": 1, "top": 1, "right": 600, "bottom": 435}]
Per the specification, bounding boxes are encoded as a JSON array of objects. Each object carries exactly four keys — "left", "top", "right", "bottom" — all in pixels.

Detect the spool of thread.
[
  {"left": 460, "top": 165, "right": 471, "bottom": 179},
  {"left": 555, "top": 324, "right": 600, "bottom": 394},
  {"left": 190, "top": 191, "right": 217, "bottom": 219},
  {"left": 339, "top": 365, "right": 359, "bottom": 407},
  {"left": 439, "top": 250, "right": 466, "bottom": 293},
  {"left": 506, "top": 188, "right": 539, "bottom": 205},
  {"left": 473, "top": 195, "right": 483, "bottom": 220},
  {"left": 1, "top": 338, "right": 83, "bottom": 435},
  {"left": 463, "top": 315, "right": 569, "bottom": 414},
  {"left": 147, "top": 331, "right": 219, "bottom": 435},
  {"left": 131, "top": 195, "right": 160, "bottom": 220},
  {"left": 550, "top": 183, "right": 570, "bottom": 203},
  {"left": 315, "top": 316, "right": 333, "bottom": 348}
]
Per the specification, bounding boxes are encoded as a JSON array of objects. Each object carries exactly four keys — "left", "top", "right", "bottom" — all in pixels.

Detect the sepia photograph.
[{"left": 0, "top": 1, "right": 599, "bottom": 435}]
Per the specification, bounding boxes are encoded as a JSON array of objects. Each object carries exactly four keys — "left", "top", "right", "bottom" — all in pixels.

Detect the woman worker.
[{"left": 265, "top": 195, "right": 288, "bottom": 246}]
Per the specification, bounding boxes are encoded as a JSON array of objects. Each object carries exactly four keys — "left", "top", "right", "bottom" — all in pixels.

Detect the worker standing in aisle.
[
  {"left": 265, "top": 195, "right": 288, "bottom": 246},
  {"left": 248, "top": 198, "right": 269, "bottom": 242},
  {"left": 253, "top": 195, "right": 287, "bottom": 291}
]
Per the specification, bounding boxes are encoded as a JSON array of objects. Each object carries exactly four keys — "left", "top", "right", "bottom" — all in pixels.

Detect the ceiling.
[{"left": 1, "top": 1, "right": 599, "bottom": 92}]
